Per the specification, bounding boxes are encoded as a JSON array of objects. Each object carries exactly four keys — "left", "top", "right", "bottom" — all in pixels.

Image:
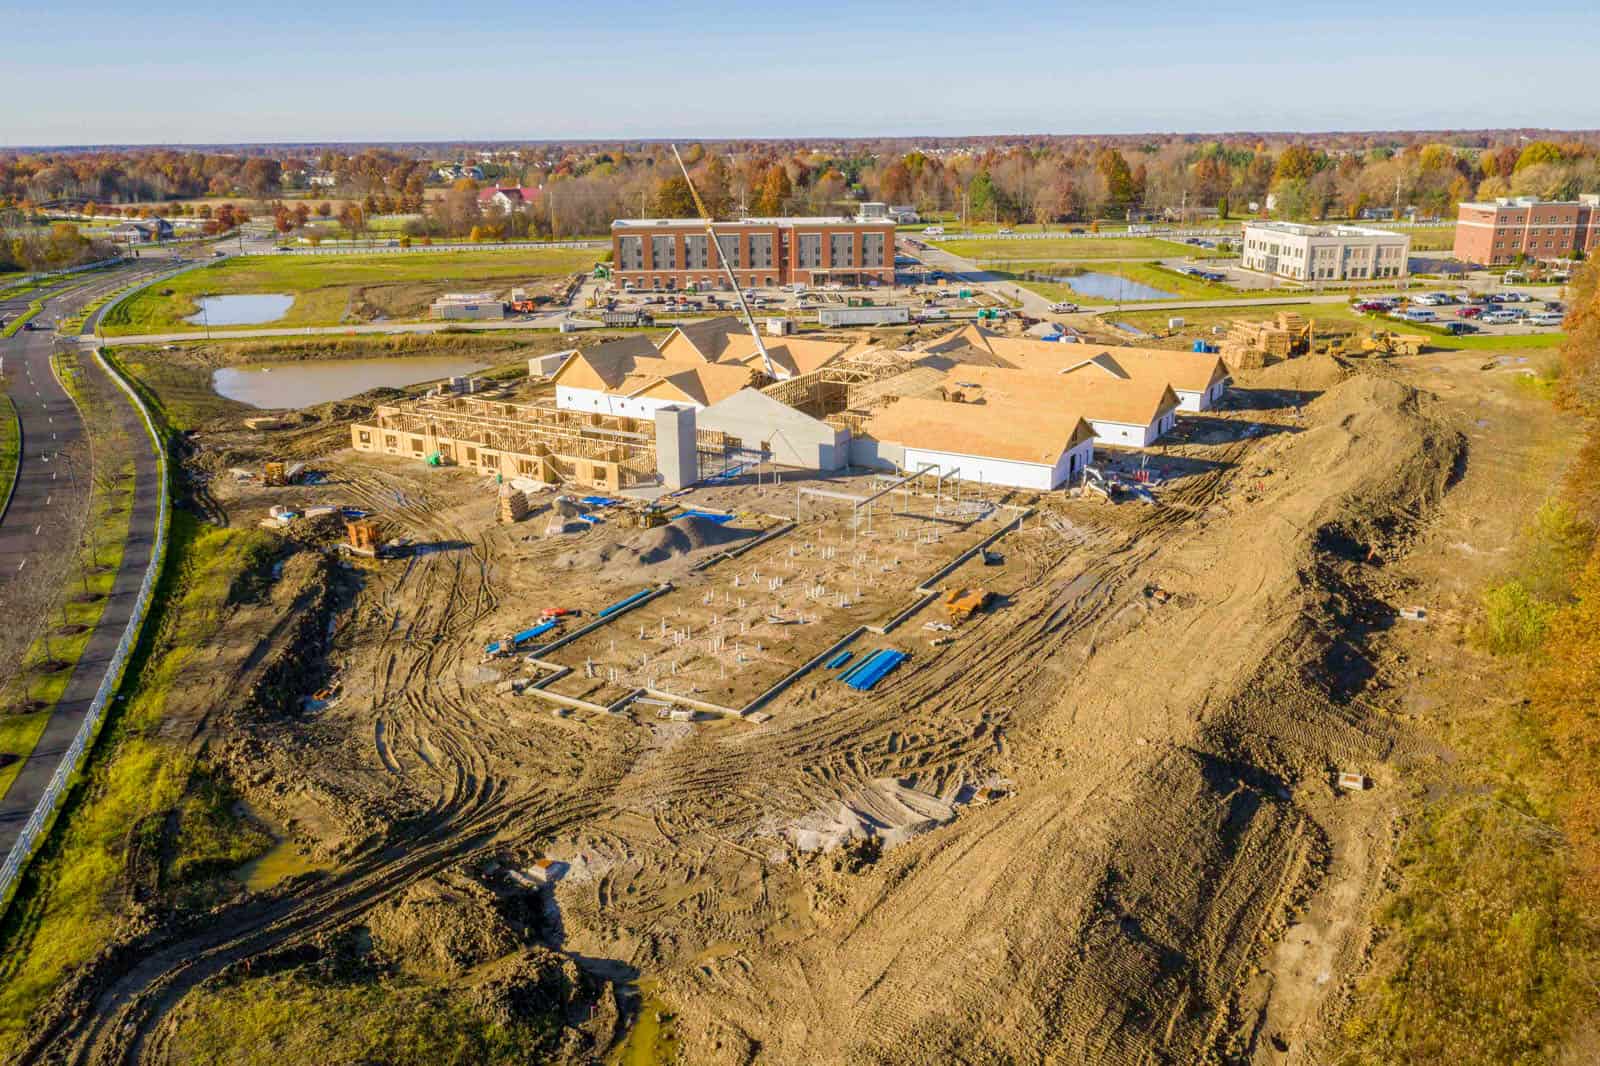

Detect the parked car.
[
  {"left": 1394, "top": 308, "right": 1437, "bottom": 322},
  {"left": 1456, "top": 306, "right": 1484, "bottom": 318},
  {"left": 1443, "top": 321, "right": 1479, "bottom": 335},
  {"left": 918, "top": 308, "right": 951, "bottom": 321},
  {"left": 1481, "top": 310, "right": 1520, "bottom": 324},
  {"left": 997, "top": 228, "right": 1013, "bottom": 235},
  {"left": 1048, "top": 301, "right": 1080, "bottom": 314},
  {"left": 922, "top": 226, "right": 946, "bottom": 236},
  {"left": 1354, "top": 300, "right": 1392, "bottom": 312},
  {"left": 1068, "top": 227, "right": 1086, "bottom": 234},
  {"left": 1529, "top": 312, "right": 1564, "bottom": 326}
]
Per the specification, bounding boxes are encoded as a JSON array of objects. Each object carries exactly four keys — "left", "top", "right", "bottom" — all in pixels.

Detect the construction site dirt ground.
[{"left": 13, "top": 341, "right": 1579, "bottom": 1066}]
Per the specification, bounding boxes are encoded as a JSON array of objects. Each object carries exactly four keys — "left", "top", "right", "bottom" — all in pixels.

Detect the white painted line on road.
[
  {"left": 45, "top": 495, "right": 50, "bottom": 505},
  {"left": 33, "top": 525, "right": 40, "bottom": 536},
  {"left": 16, "top": 560, "right": 24, "bottom": 571}
]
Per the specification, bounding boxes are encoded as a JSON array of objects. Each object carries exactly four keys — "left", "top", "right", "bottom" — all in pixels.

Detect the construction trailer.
[{"left": 818, "top": 305, "right": 911, "bottom": 327}]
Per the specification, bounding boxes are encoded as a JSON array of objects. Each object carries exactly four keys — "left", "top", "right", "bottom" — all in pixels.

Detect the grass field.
[
  {"left": 100, "top": 247, "right": 600, "bottom": 336},
  {"left": 0, "top": 354, "right": 136, "bottom": 800},
  {"left": 993, "top": 260, "right": 1238, "bottom": 305},
  {"left": 0, "top": 394, "right": 17, "bottom": 510},
  {"left": 0, "top": 516, "right": 270, "bottom": 1055},
  {"left": 937, "top": 236, "right": 1208, "bottom": 260}
]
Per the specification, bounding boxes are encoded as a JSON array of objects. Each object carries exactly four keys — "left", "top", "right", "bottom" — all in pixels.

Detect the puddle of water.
[
  {"left": 212, "top": 356, "right": 490, "bottom": 408},
  {"left": 1053, "top": 271, "right": 1176, "bottom": 301},
  {"left": 231, "top": 798, "right": 332, "bottom": 892},
  {"left": 185, "top": 293, "right": 294, "bottom": 325},
  {"left": 611, "top": 979, "right": 678, "bottom": 1066}
]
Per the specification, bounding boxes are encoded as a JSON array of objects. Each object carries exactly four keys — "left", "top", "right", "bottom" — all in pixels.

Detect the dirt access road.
[{"left": 14, "top": 349, "right": 1513, "bottom": 1065}]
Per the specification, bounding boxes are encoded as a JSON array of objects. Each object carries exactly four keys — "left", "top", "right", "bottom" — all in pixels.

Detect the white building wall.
[
  {"left": 555, "top": 385, "right": 699, "bottom": 418},
  {"left": 902, "top": 446, "right": 1057, "bottom": 492}
]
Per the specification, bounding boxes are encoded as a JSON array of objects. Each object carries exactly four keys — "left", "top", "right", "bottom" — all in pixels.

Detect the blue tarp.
[
  {"left": 577, "top": 514, "right": 603, "bottom": 525},
  {"left": 682, "top": 509, "right": 735, "bottom": 525},
  {"left": 580, "top": 495, "right": 622, "bottom": 507},
  {"left": 825, "top": 650, "right": 854, "bottom": 670}
]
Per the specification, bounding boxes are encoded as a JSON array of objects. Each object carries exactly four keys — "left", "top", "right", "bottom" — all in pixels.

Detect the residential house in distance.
[
  {"left": 111, "top": 217, "right": 175, "bottom": 243},
  {"left": 435, "top": 163, "right": 485, "bottom": 183},
  {"left": 1241, "top": 221, "right": 1410, "bottom": 281},
  {"left": 1452, "top": 195, "right": 1600, "bottom": 265},
  {"left": 611, "top": 215, "right": 897, "bottom": 290},
  {"left": 479, "top": 185, "right": 541, "bottom": 213}
]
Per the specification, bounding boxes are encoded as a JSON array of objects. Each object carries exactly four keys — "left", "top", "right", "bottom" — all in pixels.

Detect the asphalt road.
[{"left": 0, "top": 264, "right": 164, "bottom": 857}]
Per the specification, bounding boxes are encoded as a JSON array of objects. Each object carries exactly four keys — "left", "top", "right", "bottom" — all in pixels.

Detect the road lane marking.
[
  {"left": 34, "top": 525, "right": 40, "bottom": 535},
  {"left": 16, "top": 560, "right": 24, "bottom": 571}
]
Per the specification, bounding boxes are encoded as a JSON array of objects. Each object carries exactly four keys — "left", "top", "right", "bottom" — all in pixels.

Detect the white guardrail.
[
  {"left": 919, "top": 221, "right": 1452, "bottom": 243},
  {"left": 0, "top": 348, "right": 170, "bottom": 914}
]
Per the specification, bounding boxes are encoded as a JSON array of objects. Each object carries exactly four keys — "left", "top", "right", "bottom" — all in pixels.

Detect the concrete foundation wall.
[{"left": 655, "top": 406, "right": 698, "bottom": 490}]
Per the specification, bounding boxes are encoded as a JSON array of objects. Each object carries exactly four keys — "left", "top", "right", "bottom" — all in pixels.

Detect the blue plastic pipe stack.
[
  {"left": 840, "top": 649, "right": 907, "bottom": 691},
  {"left": 599, "top": 588, "right": 654, "bottom": 619}
]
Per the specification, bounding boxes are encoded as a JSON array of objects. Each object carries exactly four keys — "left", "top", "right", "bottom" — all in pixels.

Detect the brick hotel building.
[
  {"left": 1453, "top": 195, "right": 1600, "bottom": 265},
  {"left": 610, "top": 216, "right": 897, "bottom": 290}
]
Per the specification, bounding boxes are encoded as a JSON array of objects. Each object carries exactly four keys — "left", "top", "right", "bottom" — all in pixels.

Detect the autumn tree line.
[{"left": 5, "top": 134, "right": 1600, "bottom": 247}]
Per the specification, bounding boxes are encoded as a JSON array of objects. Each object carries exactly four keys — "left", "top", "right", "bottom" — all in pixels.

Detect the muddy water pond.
[
  {"left": 185, "top": 293, "right": 294, "bottom": 325},
  {"left": 212, "top": 356, "right": 491, "bottom": 408}
]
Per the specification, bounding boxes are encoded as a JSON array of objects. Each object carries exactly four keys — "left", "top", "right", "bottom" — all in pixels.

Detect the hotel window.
[
  {"left": 748, "top": 234, "right": 774, "bottom": 268},
  {"left": 716, "top": 234, "right": 742, "bottom": 268},
  {"left": 797, "top": 233, "right": 822, "bottom": 268},
  {"left": 651, "top": 235, "right": 677, "bottom": 270},
  {"left": 684, "top": 235, "right": 708, "bottom": 269},
  {"left": 829, "top": 233, "right": 855, "bottom": 266},
  {"left": 862, "top": 232, "right": 885, "bottom": 267},
  {"left": 618, "top": 235, "right": 644, "bottom": 271}
]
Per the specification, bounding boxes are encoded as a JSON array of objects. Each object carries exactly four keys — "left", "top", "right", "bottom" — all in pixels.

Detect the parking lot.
[{"left": 1355, "top": 289, "right": 1567, "bottom": 336}]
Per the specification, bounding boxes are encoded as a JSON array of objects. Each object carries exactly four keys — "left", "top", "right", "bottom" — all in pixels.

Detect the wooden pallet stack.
[{"left": 499, "top": 486, "right": 530, "bottom": 524}]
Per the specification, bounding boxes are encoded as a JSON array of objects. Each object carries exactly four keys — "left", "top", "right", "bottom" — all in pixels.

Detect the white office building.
[{"left": 1241, "top": 222, "right": 1410, "bottom": 282}]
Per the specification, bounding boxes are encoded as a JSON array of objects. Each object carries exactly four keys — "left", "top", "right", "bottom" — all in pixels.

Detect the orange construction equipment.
[{"left": 941, "top": 587, "right": 992, "bottom": 623}]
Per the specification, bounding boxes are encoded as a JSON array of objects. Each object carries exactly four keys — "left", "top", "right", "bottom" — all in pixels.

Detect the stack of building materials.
[
  {"left": 499, "top": 486, "right": 530, "bottom": 524},
  {"left": 1221, "top": 312, "right": 1313, "bottom": 369}
]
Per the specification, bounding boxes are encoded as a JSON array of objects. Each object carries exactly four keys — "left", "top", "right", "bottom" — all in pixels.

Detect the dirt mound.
[
  {"left": 464, "top": 947, "right": 588, "bottom": 1028},
  {"left": 367, "top": 876, "right": 520, "bottom": 978},
  {"left": 554, "top": 514, "right": 755, "bottom": 575},
  {"left": 1243, "top": 351, "right": 1353, "bottom": 393}
]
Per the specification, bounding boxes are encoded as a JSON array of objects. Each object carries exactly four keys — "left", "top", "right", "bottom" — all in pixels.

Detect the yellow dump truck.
[{"left": 1360, "top": 331, "right": 1429, "bottom": 357}]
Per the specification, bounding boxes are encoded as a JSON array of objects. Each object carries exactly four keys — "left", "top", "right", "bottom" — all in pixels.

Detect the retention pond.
[
  {"left": 185, "top": 293, "right": 295, "bottom": 325},
  {"left": 212, "top": 356, "right": 491, "bottom": 409}
]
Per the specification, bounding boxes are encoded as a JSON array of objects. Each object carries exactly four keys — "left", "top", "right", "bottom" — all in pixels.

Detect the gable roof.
[
  {"left": 862, "top": 397, "right": 1094, "bottom": 465},
  {"left": 550, "top": 335, "right": 664, "bottom": 390},
  {"left": 658, "top": 318, "right": 850, "bottom": 378},
  {"left": 999, "top": 343, "right": 1229, "bottom": 394},
  {"left": 631, "top": 362, "right": 759, "bottom": 406},
  {"left": 941, "top": 364, "right": 1180, "bottom": 428}
]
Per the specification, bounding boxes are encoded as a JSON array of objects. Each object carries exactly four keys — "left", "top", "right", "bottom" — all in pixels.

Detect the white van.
[
  {"left": 922, "top": 225, "right": 946, "bottom": 237},
  {"left": 1528, "top": 312, "right": 1563, "bottom": 327},
  {"left": 1397, "top": 308, "right": 1437, "bottom": 323}
]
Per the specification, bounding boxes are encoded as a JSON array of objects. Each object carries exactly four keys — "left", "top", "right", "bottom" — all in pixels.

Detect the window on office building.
[
  {"left": 862, "top": 232, "right": 885, "bottom": 267},
  {"left": 684, "top": 235, "right": 708, "bottom": 269},
  {"left": 715, "top": 234, "right": 742, "bottom": 269},
  {"left": 749, "top": 234, "right": 774, "bottom": 268},
  {"left": 618, "top": 235, "right": 644, "bottom": 271},
  {"left": 797, "top": 233, "right": 821, "bottom": 268},
  {"left": 651, "top": 235, "right": 676, "bottom": 271},
  {"left": 829, "top": 233, "right": 854, "bottom": 266}
]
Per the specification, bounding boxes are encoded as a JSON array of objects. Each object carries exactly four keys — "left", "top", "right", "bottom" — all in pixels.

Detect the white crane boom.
[{"left": 670, "top": 144, "right": 776, "bottom": 378}]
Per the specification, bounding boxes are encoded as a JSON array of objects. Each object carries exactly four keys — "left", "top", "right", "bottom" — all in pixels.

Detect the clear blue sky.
[{"left": 3, "top": 0, "right": 1594, "bottom": 146}]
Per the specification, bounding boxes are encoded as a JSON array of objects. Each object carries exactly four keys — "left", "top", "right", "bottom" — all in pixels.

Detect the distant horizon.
[
  {"left": 6, "top": 126, "right": 1600, "bottom": 155},
  {"left": 6, "top": 0, "right": 1597, "bottom": 147}
]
